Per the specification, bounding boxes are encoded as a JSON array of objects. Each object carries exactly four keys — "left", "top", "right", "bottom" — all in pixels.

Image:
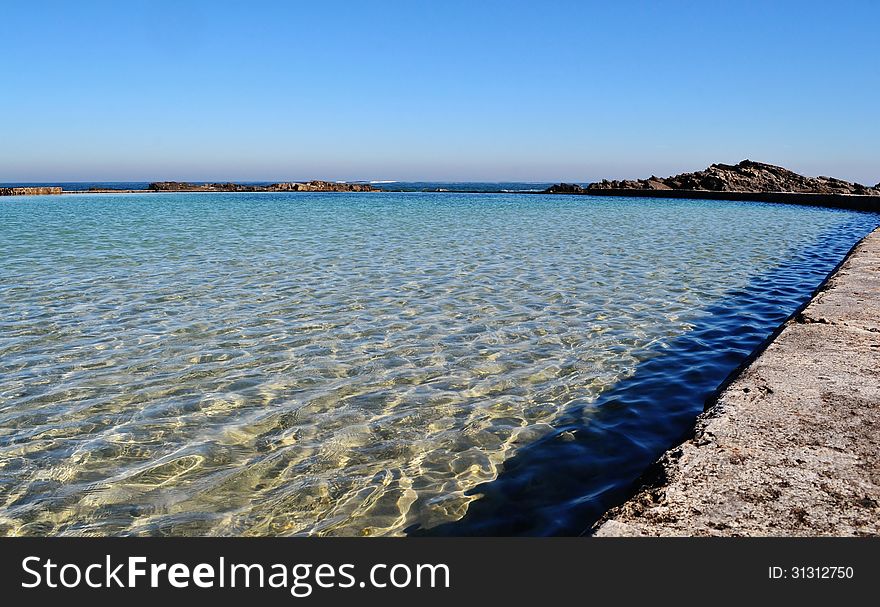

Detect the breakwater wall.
[
  {"left": 0, "top": 186, "right": 62, "bottom": 196},
  {"left": 582, "top": 188, "right": 880, "bottom": 212}
]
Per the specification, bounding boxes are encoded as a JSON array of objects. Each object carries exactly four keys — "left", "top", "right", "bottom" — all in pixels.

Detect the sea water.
[{"left": 0, "top": 192, "right": 876, "bottom": 535}]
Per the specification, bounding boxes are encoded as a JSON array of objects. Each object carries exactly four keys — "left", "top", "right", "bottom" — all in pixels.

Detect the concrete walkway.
[{"left": 594, "top": 227, "right": 880, "bottom": 536}]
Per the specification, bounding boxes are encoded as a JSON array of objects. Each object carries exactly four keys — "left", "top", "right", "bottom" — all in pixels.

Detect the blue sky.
[{"left": 1, "top": 1, "right": 878, "bottom": 183}]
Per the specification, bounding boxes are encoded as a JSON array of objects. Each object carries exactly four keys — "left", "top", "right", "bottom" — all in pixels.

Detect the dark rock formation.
[
  {"left": 544, "top": 183, "right": 586, "bottom": 194},
  {"left": 148, "top": 182, "right": 255, "bottom": 192},
  {"left": 269, "top": 181, "right": 376, "bottom": 192},
  {"left": 0, "top": 186, "right": 62, "bottom": 196},
  {"left": 586, "top": 160, "right": 880, "bottom": 195},
  {"left": 147, "top": 180, "right": 375, "bottom": 193}
]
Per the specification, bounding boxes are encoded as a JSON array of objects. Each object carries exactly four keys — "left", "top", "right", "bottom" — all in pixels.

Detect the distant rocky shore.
[
  {"left": 144, "top": 180, "right": 376, "bottom": 193},
  {"left": 4, "top": 161, "right": 879, "bottom": 206},
  {"left": 2, "top": 181, "right": 377, "bottom": 196},
  {"left": 545, "top": 160, "right": 880, "bottom": 196}
]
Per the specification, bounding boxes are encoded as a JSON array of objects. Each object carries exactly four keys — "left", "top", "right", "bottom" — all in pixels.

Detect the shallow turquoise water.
[{"left": 0, "top": 192, "right": 876, "bottom": 535}]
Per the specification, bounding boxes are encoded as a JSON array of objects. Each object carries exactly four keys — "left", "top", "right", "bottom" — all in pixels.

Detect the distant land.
[
  {"left": 544, "top": 160, "right": 880, "bottom": 196},
  {"left": 145, "top": 180, "right": 376, "bottom": 193},
  {"left": 541, "top": 160, "right": 880, "bottom": 212},
  {"left": 0, "top": 180, "right": 375, "bottom": 196},
  {"left": 3, "top": 161, "right": 879, "bottom": 212}
]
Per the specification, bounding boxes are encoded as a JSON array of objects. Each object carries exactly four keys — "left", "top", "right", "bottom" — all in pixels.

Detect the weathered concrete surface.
[{"left": 593, "top": 227, "right": 880, "bottom": 536}]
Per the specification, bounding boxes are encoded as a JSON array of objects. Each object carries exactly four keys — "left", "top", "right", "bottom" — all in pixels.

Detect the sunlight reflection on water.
[{"left": 0, "top": 192, "right": 875, "bottom": 535}]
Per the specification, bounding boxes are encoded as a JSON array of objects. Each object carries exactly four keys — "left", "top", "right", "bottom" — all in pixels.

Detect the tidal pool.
[{"left": 0, "top": 192, "right": 876, "bottom": 535}]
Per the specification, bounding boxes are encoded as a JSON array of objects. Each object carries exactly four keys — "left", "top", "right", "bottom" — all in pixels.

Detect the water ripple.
[{"left": 0, "top": 192, "right": 876, "bottom": 536}]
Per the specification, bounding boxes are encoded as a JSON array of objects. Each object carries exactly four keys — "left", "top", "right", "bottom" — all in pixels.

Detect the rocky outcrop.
[
  {"left": 147, "top": 180, "right": 375, "bottom": 193},
  {"left": 146, "top": 181, "right": 259, "bottom": 192},
  {"left": 268, "top": 181, "right": 376, "bottom": 192},
  {"left": 586, "top": 160, "right": 880, "bottom": 195},
  {"left": 544, "top": 183, "right": 586, "bottom": 194},
  {"left": 0, "top": 186, "right": 62, "bottom": 196}
]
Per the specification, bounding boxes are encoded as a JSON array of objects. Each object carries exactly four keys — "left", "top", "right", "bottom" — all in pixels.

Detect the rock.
[
  {"left": 147, "top": 182, "right": 240, "bottom": 192},
  {"left": 543, "top": 183, "right": 586, "bottom": 194},
  {"left": 269, "top": 180, "right": 375, "bottom": 192},
  {"left": 585, "top": 160, "right": 880, "bottom": 195},
  {"left": 0, "top": 186, "right": 62, "bottom": 196},
  {"left": 147, "top": 181, "right": 376, "bottom": 193}
]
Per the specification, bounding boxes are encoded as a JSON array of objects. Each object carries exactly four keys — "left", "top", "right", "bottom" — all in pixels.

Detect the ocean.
[{"left": 0, "top": 190, "right": 877, "bottom": 535}]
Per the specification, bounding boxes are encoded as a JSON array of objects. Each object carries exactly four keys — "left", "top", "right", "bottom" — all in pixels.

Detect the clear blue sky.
[{"left": 2, "top": 1, "right": 878, "bottom": 183}]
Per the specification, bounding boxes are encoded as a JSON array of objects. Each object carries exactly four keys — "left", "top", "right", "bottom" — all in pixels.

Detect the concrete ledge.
[{"left": 593, "top": 228, "right": 880, "bottom": 536}]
